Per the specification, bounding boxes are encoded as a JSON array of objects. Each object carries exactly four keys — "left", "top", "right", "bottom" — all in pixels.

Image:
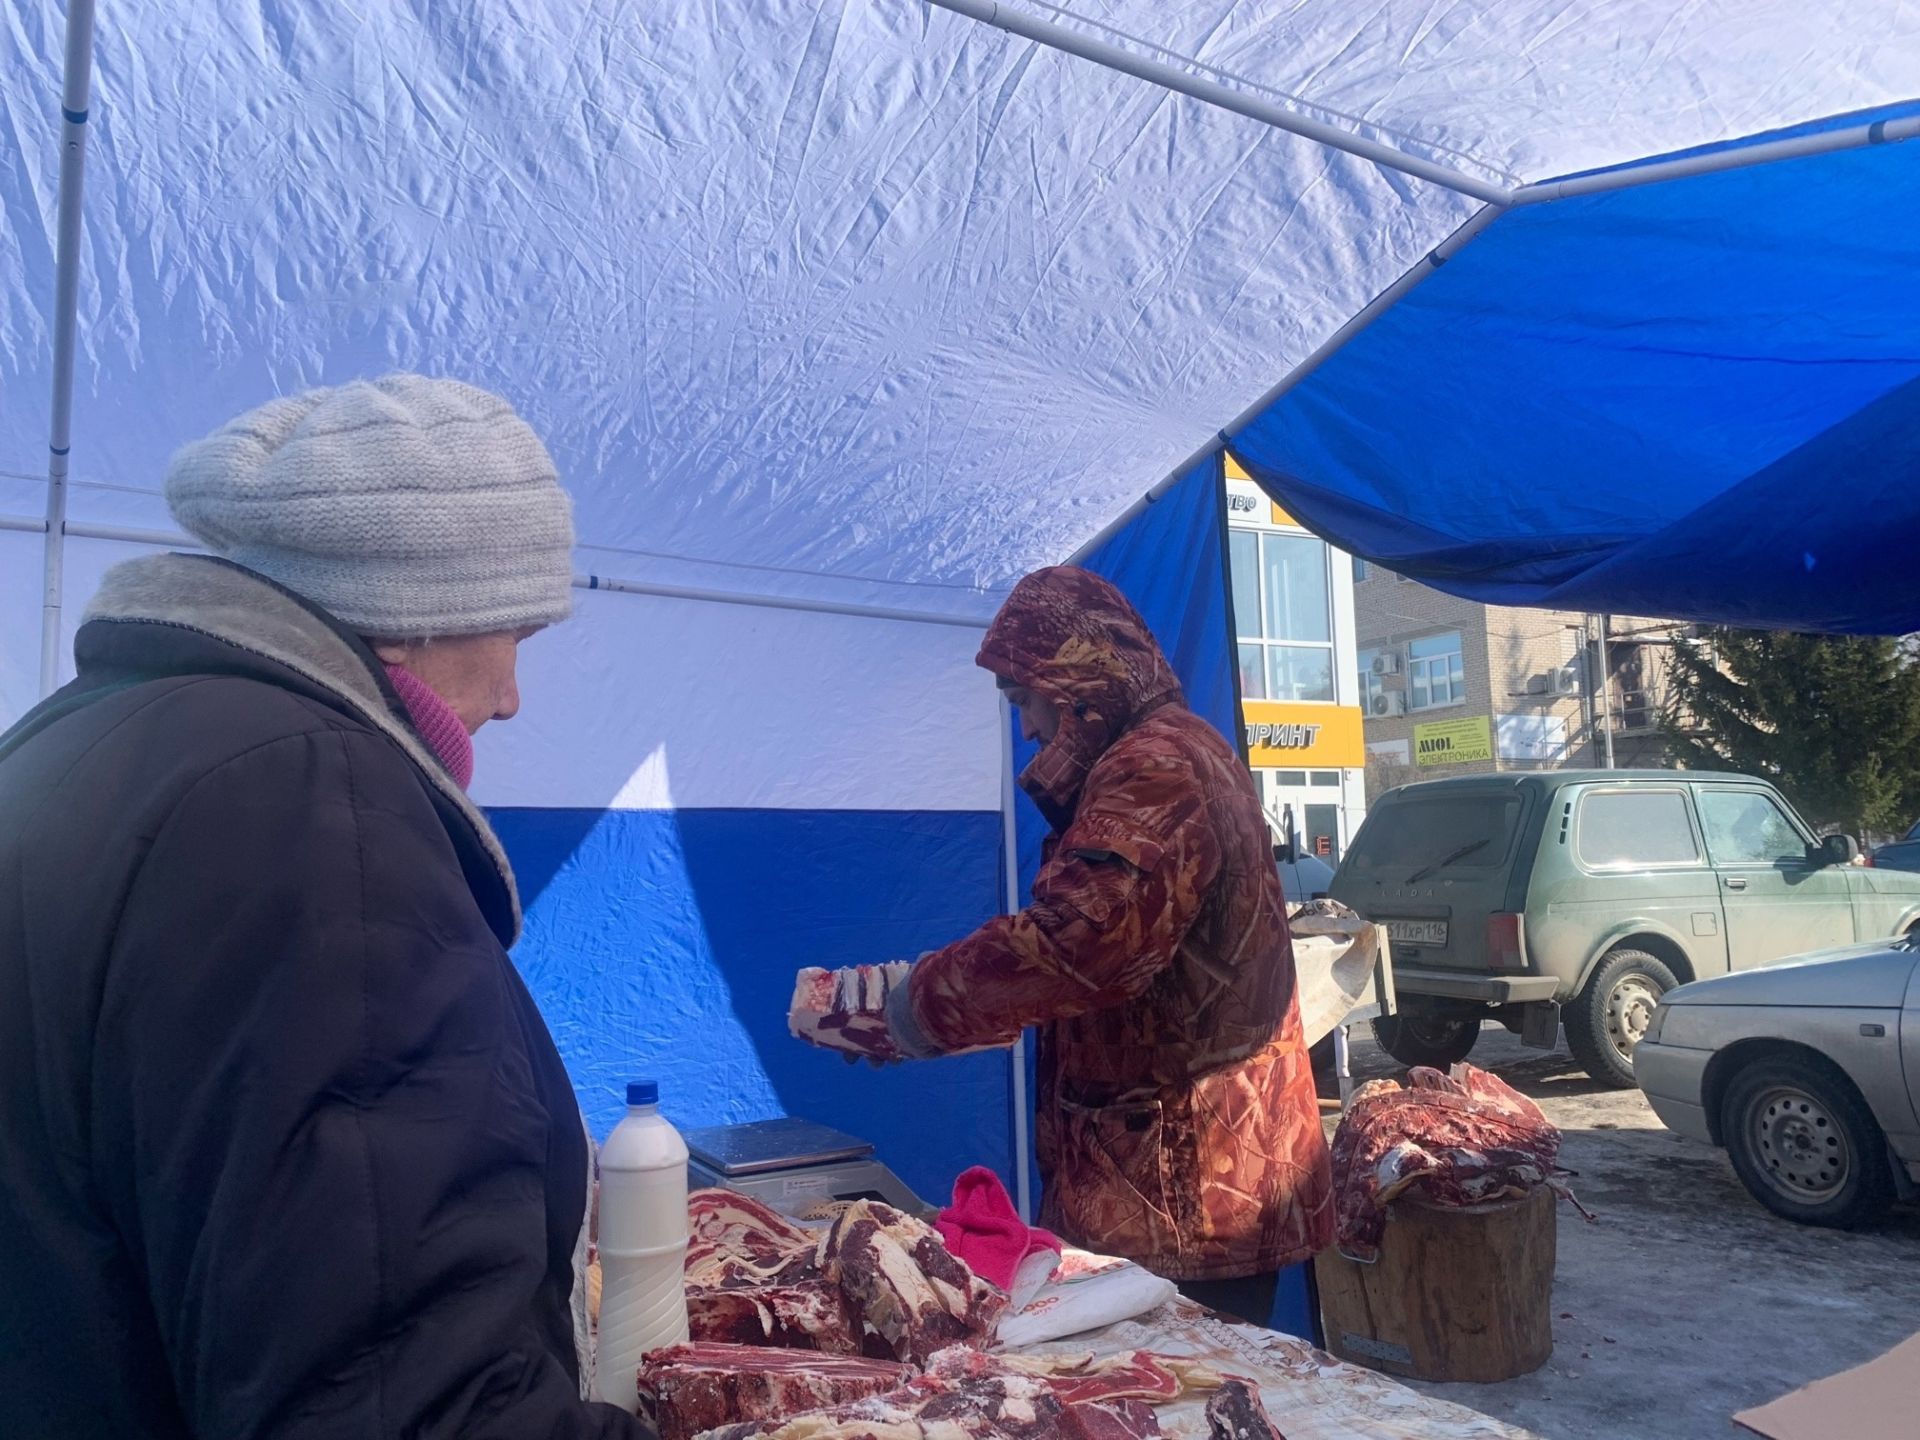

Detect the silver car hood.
[{"left": 1665, "top": 940, "right": 1918, "bottom": 1010}]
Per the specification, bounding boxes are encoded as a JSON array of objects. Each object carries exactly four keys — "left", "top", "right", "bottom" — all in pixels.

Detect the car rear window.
[
  {"left": 1577, "top": 788, "right": 1700, "bottom": 868},
  {"left": 1344, "top": 793, "right": 1521, "bottom": 877}
]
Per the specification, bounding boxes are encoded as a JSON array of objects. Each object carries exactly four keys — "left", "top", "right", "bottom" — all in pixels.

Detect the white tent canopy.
[{"left": 3, "top": 0, "right": 1915, "bottom": 1188}]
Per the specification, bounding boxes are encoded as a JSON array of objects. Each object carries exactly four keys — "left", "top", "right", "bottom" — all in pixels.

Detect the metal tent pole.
[
  {"left": 999, "top": 692, "right": 1034, "bottom": 1221},
  {"left": 575, "top": 572, "right": 989, "bottom": 630},
  {"left": 925, "top": 0, "right": 1509, "bottom": 206},
  {"left": 1597, "top": 614, "right": 1616, "bottom": 769},
  {"left": 38, "top": 0, "right": 99, "bottom": 697},
  {"left": 1511, "top": 113, "right": 1920, "bottom": 206}
]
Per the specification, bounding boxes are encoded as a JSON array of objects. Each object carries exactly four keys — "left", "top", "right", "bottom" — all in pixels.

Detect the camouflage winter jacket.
[{"left": 908, "top": 567, "right": 1334, "bottom": 1281}]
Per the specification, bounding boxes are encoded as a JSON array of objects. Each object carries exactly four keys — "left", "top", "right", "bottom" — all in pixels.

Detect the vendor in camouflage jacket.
[{"left": 887, "top": 566, "right": 1334, "bottom": 1292}]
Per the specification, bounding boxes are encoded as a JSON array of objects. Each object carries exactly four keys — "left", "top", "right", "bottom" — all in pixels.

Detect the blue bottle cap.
[{"left": 627, "top": 1080, "right": 659, "bottom": 1106}]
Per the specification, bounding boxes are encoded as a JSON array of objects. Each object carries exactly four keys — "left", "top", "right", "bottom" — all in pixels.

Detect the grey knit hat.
[{"left": 165, "top": 374, "right": 575, "bottom": 637}]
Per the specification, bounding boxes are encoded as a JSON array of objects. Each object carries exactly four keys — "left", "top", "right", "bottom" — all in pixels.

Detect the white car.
[{"left": 1635, "top": 935, "right": 1920, "bottom": 1227}]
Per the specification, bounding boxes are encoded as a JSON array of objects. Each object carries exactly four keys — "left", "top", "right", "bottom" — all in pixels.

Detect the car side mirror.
[{"left": 1820, "top": 833, "right": 1861, "bottom": 866}]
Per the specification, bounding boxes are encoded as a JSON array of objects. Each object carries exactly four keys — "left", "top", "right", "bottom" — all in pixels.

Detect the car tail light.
[
  {"left": 1486, "top": 912, "right": 1526, "bottom": 970},
  {"left": 1863, "top": 849, "right": 1876, "bottom": 867}
]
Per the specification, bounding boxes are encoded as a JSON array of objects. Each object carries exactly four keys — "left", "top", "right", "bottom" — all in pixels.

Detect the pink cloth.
[
  {"left": 384, "top": 663, "right": 475, "bottom": 790},
  {"left": 935, "top": 1165, "right": 1061, "bottom": 1292}
]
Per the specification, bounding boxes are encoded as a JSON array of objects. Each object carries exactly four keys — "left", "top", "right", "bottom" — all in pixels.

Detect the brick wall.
[{"left": 1354, "top": 571, "right": 1688, "bottom": 779}]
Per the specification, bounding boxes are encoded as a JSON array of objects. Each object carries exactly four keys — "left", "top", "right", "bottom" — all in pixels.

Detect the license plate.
[{"left": 1385, "top": 919, "right": 1448, "bottom": 947}]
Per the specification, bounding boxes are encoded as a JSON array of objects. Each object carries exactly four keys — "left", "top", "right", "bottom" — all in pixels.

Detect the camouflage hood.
[{"left": 979, "top": 566, "right": 1185, "bottom": 824}]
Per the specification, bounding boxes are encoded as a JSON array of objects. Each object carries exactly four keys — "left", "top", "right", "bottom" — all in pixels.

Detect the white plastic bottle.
[{"left": 592, "top": 1081, "right": 690, "bottom": 1413}]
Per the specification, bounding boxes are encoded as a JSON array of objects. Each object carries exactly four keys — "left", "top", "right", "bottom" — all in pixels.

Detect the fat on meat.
[
  {"left": 1329, "top": 1063, "right": 1570, "bottom": 1262},
  {"left": 639, "top": 1342, "right": 913, "bottom": 1440},
  {"left": 921, "top": 1348, "right": 1225, "bottom": 1407},
  {"left": 688, "top": 1282, "right": 860, "bottom": 1354},
  {"left": 696, "top": 1369, "right": 1164, "bottom": 1440},
  {"left": 819, "top": 1201, "right": 1007, "bottom": 1363},
  {"left": 688, "top": 1190, "right": 821, "bottom": 1288}
]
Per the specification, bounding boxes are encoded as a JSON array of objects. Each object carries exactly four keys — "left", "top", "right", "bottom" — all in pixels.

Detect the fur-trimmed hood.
[{"left": 80, "top": 552, "right": 523, "bottom": 942}]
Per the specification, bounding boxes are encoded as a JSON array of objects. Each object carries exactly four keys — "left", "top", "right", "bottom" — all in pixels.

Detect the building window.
[
  {"left": 1230, "top": 529, "right": 1335, "bottom": 702},
  {"left": 1352, "top": 556, "right": 1369, "bottom": 583},
  {"left": 1408, "top": 631, "right": 1465, "bottom": 710}
]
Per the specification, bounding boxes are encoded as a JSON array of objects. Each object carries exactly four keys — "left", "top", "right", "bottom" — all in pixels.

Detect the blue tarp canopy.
[{"left": 1232, "top": 105, "right": 1920, "bottom": 634}]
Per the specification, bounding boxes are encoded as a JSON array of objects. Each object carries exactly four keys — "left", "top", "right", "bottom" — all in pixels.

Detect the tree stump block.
[{"left": 1316, "top": 1185, "right": 1555, "bottom": 1383}]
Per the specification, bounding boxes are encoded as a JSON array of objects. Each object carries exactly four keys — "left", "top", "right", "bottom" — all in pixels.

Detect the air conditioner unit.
[
  {"left": 1550, "top": 664, "right": 1583, "bottom": 696},
  {"left": 1370, "top": 652, "right": 1401, "bottom": 676},
  {"left": 1370, "top": 692, "right": 1407, "bottom": 717}
]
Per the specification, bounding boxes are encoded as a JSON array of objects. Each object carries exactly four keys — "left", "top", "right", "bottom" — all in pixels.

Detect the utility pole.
[{"left": 1595, "top": 613, "right": 1616, "bottom": 769}]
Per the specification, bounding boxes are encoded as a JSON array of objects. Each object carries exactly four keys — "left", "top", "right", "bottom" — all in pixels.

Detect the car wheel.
[
  {"left": 1371, "top": 1012, "right": 1480, "bottom": 1070},
  {"left": 1720, "top": 1056, "right": 1895, "bottom": 1228},
  {"left": 1565, "top": 948, "right": 1677, "bottom": 1088}
]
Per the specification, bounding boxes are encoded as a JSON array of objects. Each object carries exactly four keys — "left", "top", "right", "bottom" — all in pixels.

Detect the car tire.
[
  {"left": 1371, "top": 1012, "right": 1480, "bottom": 1070},
  {"left": 1565, "top": 948, "right": 1677, "bottom": 1088},
  {"left": 1720, "top": 1055, "right": 1895, "bottom": 1228}
]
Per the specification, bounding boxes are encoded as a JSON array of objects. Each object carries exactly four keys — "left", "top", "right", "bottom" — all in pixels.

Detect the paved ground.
[{"left": 1318, "top": 1025, "right": 1920, "bottom": 1440}]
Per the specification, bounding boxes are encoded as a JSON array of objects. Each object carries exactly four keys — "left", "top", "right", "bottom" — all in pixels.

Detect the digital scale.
[{"left": 684, "top": 1117, "right": 930, "bottom": 1218}]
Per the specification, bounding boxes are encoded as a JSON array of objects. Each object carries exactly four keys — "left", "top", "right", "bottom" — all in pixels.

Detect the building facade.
[
  {"left": 1224, "top": 457, "right": 1367, "bottom": 861},
  {"left": 1352, "top": 567, "right": 1687, "bottom": 802}
]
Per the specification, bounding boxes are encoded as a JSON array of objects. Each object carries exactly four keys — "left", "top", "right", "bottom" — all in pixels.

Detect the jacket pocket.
[{"left": 1050, "top": 1096, "right": 1181, "bottom": 1264}]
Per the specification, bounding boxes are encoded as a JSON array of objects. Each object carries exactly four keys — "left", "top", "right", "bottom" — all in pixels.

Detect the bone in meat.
[
  {"left": 1203, "top": 1380, "right": 1286, "bottom": 1440},
  {"left": 819, "top": 1201, "right": 1007, "bottom": 1363}
]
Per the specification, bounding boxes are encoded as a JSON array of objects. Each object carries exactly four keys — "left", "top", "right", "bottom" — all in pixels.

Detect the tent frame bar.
[
  {"left": 925, "top": 0, "right": 1510, "bottom": 205},
  {"left": 576, "top": 572, "right": 988, "bottom": 629},
  {"left": 2, "top": 514, "right": 991, "bottom": 633},
  {"left": 1510, "top": 112, "right": 1920, "bottom": 205},
  {"left": 38, "top": 0, "right": 97, "bottom": 698},
  {"left": 998, "top": 693, "right": 1034, "bottom": 1221}
]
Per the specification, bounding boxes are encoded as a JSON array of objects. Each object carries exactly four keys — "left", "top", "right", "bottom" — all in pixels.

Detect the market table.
[{"left": 1015, "top": 1299, "right": 1538, "bottom": 1440}]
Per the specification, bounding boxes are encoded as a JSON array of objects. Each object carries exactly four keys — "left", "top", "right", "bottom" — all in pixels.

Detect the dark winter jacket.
[{"left": 0, "top": 555, "right": 644, "bottom": 1440}]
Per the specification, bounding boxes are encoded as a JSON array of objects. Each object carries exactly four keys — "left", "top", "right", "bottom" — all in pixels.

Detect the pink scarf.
[{"left": 384, "top": 663, "right": 475, "bottom": 790}]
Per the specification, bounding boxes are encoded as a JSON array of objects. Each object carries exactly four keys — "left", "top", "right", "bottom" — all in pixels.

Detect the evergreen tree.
[{"left": 1663, "top": 629, "right": 1920, "bottom": 840}]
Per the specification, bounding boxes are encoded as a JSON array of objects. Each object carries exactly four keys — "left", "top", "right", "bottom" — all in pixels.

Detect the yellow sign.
[
  {"left": 1413, "top": 716, "right": 1494, "bottom": 767},
  {"left": 1241, "top": 700, "right": 1366, "bottom": 768},
  {"left": 1223, "top": 453, "right": 1300, "bottom": 528}
]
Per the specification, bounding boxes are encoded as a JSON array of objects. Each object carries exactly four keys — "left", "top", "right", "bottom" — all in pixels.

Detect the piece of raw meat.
[
  {"left": 638, "top": 1342, "right": 913, "bottom": 1440},
  {"left": 1204, "top": 1380, "right": 1286, "bottom": 1440},
  {"left": 1329, "top": 1063, "right": 1577, "bottom": 1262},
  {"left": 922, "top": 1347, "right": 1225, "bottom": 1406},
  {"left": 789, "top": 963, "right": 911, "bottom": 1062},
  {"left": 687, "top": 1189, "right": 820, "bottom": 1288},
  {"left": 687, "top": 1282, "right": 860, "bottom": 1354},
  {"left": 819, "top": 1200, "right": 1007, "bottom": 1362},
  {"left": 699, "top": 1370, "right": 1163, "bottom": 1440}
]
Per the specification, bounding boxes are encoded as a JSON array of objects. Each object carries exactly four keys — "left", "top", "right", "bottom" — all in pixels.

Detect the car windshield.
[
  {"left": 1344, "top": 793, "right": 1522, "bottom": 878},
  {"left": 1907, "top": 820, "right": 1920, "bottom": 841}
]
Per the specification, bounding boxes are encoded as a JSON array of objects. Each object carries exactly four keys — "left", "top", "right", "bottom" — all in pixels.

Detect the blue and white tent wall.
[{"left": 472, "top": 587, "right": 1021, "bottom": 1198}]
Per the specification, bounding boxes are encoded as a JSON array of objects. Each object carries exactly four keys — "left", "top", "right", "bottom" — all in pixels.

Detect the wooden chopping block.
[{"left": 1315, "top": 1184, "right": 1555, "bottom": 1384}]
